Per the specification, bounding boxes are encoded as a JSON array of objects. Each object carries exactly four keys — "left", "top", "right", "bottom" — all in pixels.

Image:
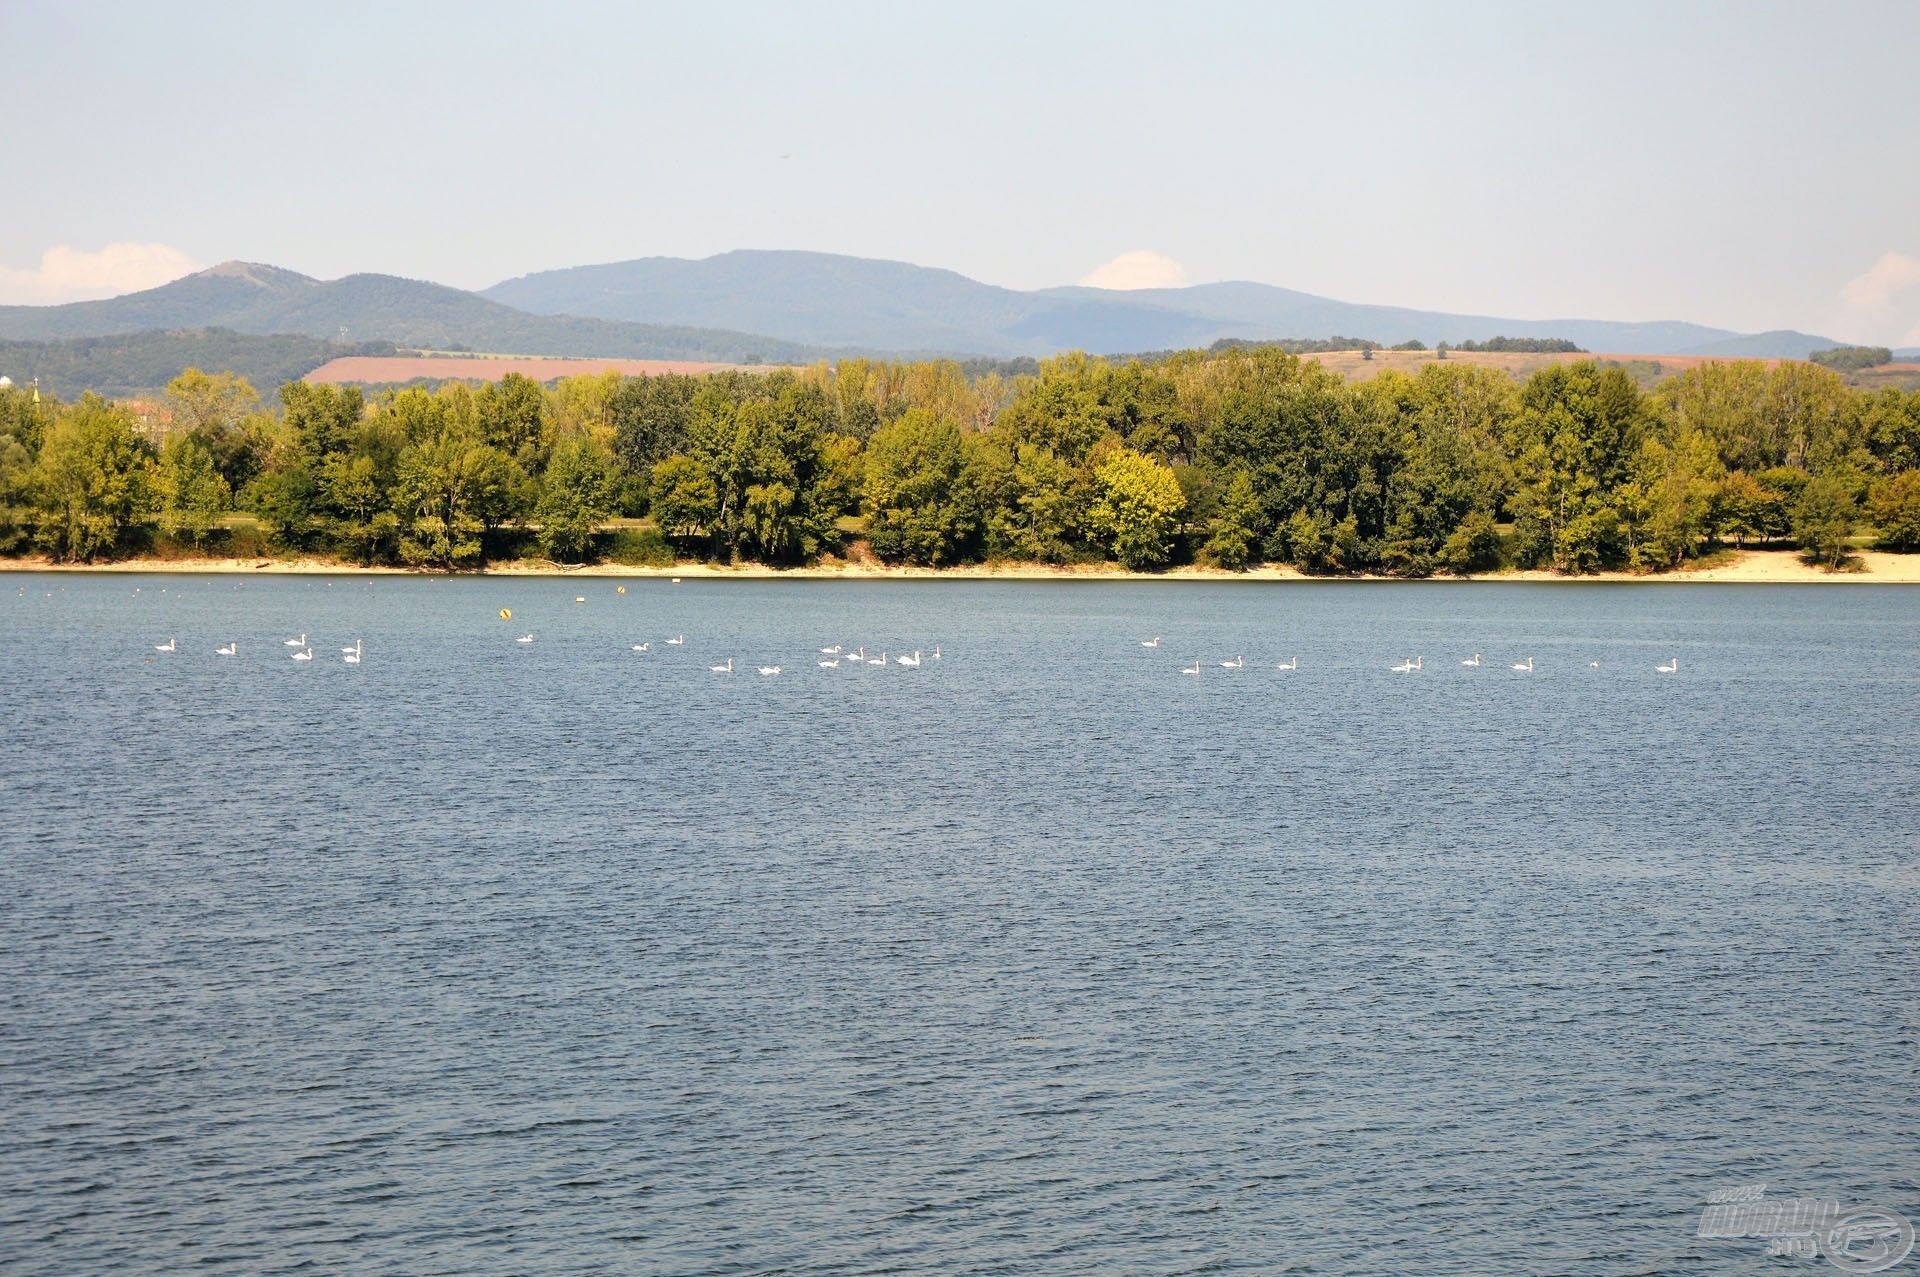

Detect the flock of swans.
[
  {"left": 1163, "top": 643, "right": 1679, "bottom": 676},
  {"left": 149, "top": 632, "right": 366, "bottom": 664}
]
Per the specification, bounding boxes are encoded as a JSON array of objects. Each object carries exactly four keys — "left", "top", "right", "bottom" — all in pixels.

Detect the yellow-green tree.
[
  {"left": 1089, "top": 447, "right": 1185, "bottom": 570},
  {"left": 33, "top": 396, "right": 154, "bottom": 561}
]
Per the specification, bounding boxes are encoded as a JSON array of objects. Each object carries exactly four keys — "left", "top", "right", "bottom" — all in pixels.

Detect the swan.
[
  {"left": 1180, "top": 659, "right": 1201, "bottom": 676},
  {"left": 1657, "top": 657, "right": 1679, "bottom": 673},
  {"left": 1219, "top": 654, "right": 1244, "bottom": 669},
  {"left": 1411, "top": 656, "right": 1423, "bottom": 670},
  {"left": 849, "top": 646, "right": 865, "bottom": 663},
  {"left": 818, "top": 659, "right": 839, "bottom": 668},
  {"left": 1392, "top": 658, "right": 1415, "bottom": 673},
  {"left": 1462, "top": 653, "right": 1481, "bottom": 667},
  {"left": 666, "top": 635, "right": 685, "bottom": 646},
  {"left": 757, "top": 665, "right": 781, "bottom": 676},
  {"left": 215, "top": 642, "right": 236, "bottom": 656},
  {"left": 821, "top": 645, "right": 842, "bottom": 655},
  {"left": 711, "top": 658, "right": 733, "bottom": 674},
  {"left": 341, "top": 640, "right": 360, "bottom": 653},
  {"left": 932, "top": 645, "right": 941, "bottom": 660},
  {"left": 343, "top": 642, "right": 362, "bottom": 665},
  {"left": 517, "top": 633, "right": 535, "bottom": 644},
  {"left": 1275, "top": 656, "right": 1298, "bottom": 670},
  {"left": 291, "top": 646, "right": 314, "bottom": 662},
  {"left": 896, "top": 651, "right": 922, "bottom": 667},
  {"left": 868, "top": 651, "right": 887, "bottom": 666},
  {"left": 631, "top": 642, "right": 650, "bottom": 652},
  {"left": 154, "top": 638, "right": 176, "bottom": 653},
  {"left": 1588, "top": 660, "right": 1600, "bottom": 669},
  {"left": 1141, "top": 637, "right": 1161, "bottom": 648},
  {"left": 283, "top": 634, "right": 305, "bottom": 647},
  {"left": 1511, "top": 656, "right": 1533, "bottom": 672}
]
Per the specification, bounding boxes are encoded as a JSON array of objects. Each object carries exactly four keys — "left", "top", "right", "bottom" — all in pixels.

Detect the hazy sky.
[{"left": 4, "top": 0, "right": 1919, "bottom": 342}]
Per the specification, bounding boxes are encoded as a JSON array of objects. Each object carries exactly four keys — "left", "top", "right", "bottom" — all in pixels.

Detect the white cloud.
[
  {"left": 1834, "top": 250, "right": 1920, "bottom": 347},
  {"left": 1078, "top": 249, "right": 1189, "bottom": 291},
  {"left": 0, "top": 243, "right": 203, "bottom": 305}
]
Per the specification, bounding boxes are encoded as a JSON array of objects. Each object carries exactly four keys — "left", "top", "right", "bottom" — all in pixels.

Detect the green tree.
[
  {"left": 1791, "top": 475, "right": 1858, "bottom": 567},
  {"left": 1088, "top": 448, "right": 1185, "bottom": 570},
  {"left": 649, "top": 454, "right": 719, "bottom": 548},
  {"left": 1867, "top": 471, "right": 1920, "bottom": 549},
  {"left": 393, "top": 426, "right": 519, "bottom": 568},
  {"left": 862, "top": 409, "right": 979, "bottom": 565},
  {"left": 1204, "top": 469, "right": 1262, "bottom": 569},
  {"left": 32, "top": 396, "right": 154, "bottom": 561},
  {"left": 535, "top": 437, "right": 618, "bottom": 561},
  {"left": 155, "top": 434, "right": 231, "bottom": 549}
]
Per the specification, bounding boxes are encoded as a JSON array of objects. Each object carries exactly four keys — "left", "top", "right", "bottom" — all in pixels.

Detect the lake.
[{"left": 2, "top": 574, "right": 1915, "bottom": 1275}]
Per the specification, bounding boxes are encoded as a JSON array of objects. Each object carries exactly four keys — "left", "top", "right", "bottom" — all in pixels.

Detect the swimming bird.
[
  {"left": 154, "top": 638, "right": 176, "bottom": 653},
  {"left": 868, "top": 650, "right": 887, "bottom": 666},
  {"left": 1512, "top": 656, "right": 1534, "bottom": 672},
  {"left": 1220, "top": 654, "right": 1244, "bottom": 669},
  {"left": 215, "top": 642, "right": 236, "bottom": 656},
  {"left": 711, "top": 658, "right": 733, "bottom": 674},
  {"left": 1462, "top": 653, "right": 1481, "bottom": 667},
  {"left": 1656, "top": 657, "right": 1679, "bottom": 673},
  {"left": 897, "top": 651, "right": 922, "bottom": 667},
  {"left": 1141, "top": 637, "right": 1161, "bottom": 648},
  {"left": 931, "top": 645, "right": 941, "bottom": 660},
  {"left": 343, "top": 641, "right": 362, "bottom": 665},
  {"left": 1275, "top": 656, "right": 1298, "bottom": 670},
  {"left": 1181, "top": 659, "right": 1201, "bottom": 676},
  {"left": 1588, "top": 660, "right": 1600, "bottom": 669},
  {"left": 517, "top": 633, "right": 535, "bottom": 644},
  {"left": 1392, "top": 658, "right": 1415, "bottom": 673},
  {"left": 341, "top": 640, "right": 360, "bottom": 654},
  {"left": 291, "top": 646, "right": 314, "bottom": 662},
  {"left": 283, "top": 634, "right": 306, "bottom": 647},
  {"left": 821, "top": 644, "right": 842, "bottom": 655},
  {"left": 848, "top": 646, "right": 866, "bottom": 664},
  {"left": 758, "top": 665, "right": 781, "bottom": 676},
  {"left": 666, "top": 635, "right": 685, "bottom": 646},
  {"left": 818, "top": 659, "right": 839, "bottom": 668},
  {"left": 1411, "top": 656, "right": 1423, "bottom": 670},
  {"left": 631, "top": 642, "right": 650, "bottom": 652}
]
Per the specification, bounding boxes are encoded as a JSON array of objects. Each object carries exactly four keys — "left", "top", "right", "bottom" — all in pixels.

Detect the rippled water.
[{"left": 2, "top": 574, "right": 1916, "bottom": 1275}]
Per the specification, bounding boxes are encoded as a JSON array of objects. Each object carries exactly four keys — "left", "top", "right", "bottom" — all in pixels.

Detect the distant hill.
[
  {"left": 0, "top": 263, "right": 830, "bottom": 364},
  {"left": 0, "top": 329, "right": 394, "bottom": 399},
  {"left": 483, "top": 249, "right": 1844, "bottom": 358}
]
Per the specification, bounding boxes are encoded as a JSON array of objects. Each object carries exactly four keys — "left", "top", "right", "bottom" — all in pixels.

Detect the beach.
[{"left": 3, "top": 548, "right": 1915, "bottom": 582}]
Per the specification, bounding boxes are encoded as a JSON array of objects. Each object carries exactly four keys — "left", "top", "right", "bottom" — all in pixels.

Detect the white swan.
[
  {"left": 757, "top": 665, "right": 781, "bottom": 676},
  {"left": 711, "top": 658, "right": 733, "bottom": 674},
  {"left": 1219, "top": 654, "right": 1244, "bottom": 669},
  {"left": 1141, "top": 637, "right": 1161, "bottom": 648},
  {"left": 931, "top": 645, "right": 941, "bottom": 660},
  {"left": 291, "top": 646, "right": 314, "bottom": 662},
  {"left": 821, "top": 644, "right": 842, "bottom": 655},
  {"left": 1462, "top": 653, "right": 1481, "bottom": 667},
  {"left": 283, "top": 634, "right": 306, "bottom": 647},
  {"left": 1588, "top": 660, "right": 1600, "bottom": 669},
  {"left": 215, "top": 642, "right": 236, "bottom": 656},
  {"left": 666, "top": 635, "right": 685, "bottom": 646},
  {"left": 1275, "top": 656, "right": 1298, "bottom": 670},
  {"left": 1392, "top": 658, "right": 1415, "bottom": 673},
  {"left": 631, "top": 642, "right": 650, "bottom": 652},
  {"left": 1411, "top": 656, "right": 1423, "bottom": 671},
  {"left": 517, "top": 633, "right": 535, "bottom": 644},
  {"left": 341, "top": 640, "right": 360, "bottom": 654},
  {"left": 818, "top": 659, "right": 839, "bottom": 668},
  {"left": 1181, "top": 659, "right": 1201, "bottom": 676},
  {"left": 154, "top": 638, "right": 176, "bottom": 653},
  {"left": 1657, "top": 657, "right": 1679, "bottom": 673},
  {"left": 896, "top": 650, "right": 922, "bottom": 667},
  {"left": 1511, "top": 656, "right": 1533, "bottom": 672},
  {"left": 343, "top": 641, "right": 362, "bottom": 665},
  {"left": 868, "top": 651, "right": 887, "bottom": 666}
]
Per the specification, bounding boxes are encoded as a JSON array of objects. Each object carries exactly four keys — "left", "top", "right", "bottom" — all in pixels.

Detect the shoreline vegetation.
[
  {"left": 4, "top": 547, "right": 1916, "bottom": 584},
  {"left": 5, "top": 345, "right": 1919, "bottom": 582}
]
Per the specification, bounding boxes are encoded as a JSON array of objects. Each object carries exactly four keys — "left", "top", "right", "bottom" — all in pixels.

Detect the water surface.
[{"left": 2, "top": 575, "right": 1915, "bottom": 1274}]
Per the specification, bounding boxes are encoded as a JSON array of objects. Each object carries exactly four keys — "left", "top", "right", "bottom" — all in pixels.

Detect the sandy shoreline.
[{"left": 3, "top": 549, "right": 1916, "bottom": 583}]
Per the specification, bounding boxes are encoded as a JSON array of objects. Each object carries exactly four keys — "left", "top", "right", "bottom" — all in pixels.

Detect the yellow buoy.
[
  {"left": 499, "top": 608, "right": 512, "bottom": 620},
  {"left": 616, "top": 585, "right": 627, "bottom": 594}
]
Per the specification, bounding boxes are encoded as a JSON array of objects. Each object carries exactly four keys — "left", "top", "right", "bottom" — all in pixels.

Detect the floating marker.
[{"left": 499, "top": 608, "right": 512, "bottom": 620}]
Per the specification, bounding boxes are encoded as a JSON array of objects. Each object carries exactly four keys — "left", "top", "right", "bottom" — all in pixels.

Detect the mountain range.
[{"left": 0, "top": 250, "right": 1894, "bottom": 399}]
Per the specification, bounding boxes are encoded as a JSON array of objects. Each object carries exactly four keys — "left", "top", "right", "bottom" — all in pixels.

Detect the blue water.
[{"left": 2, "top": 573, "right": 1915, "bottom": 1275}]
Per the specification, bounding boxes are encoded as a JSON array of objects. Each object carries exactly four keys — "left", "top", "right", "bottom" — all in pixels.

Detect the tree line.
[{"left": 3, "top": 347, "right": 1918, "bottom": 574}]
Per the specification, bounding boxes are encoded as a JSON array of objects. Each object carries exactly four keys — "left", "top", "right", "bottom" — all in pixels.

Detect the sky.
[{"left": 3, "top": 0, "right": 1919, "bottom": 344}]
